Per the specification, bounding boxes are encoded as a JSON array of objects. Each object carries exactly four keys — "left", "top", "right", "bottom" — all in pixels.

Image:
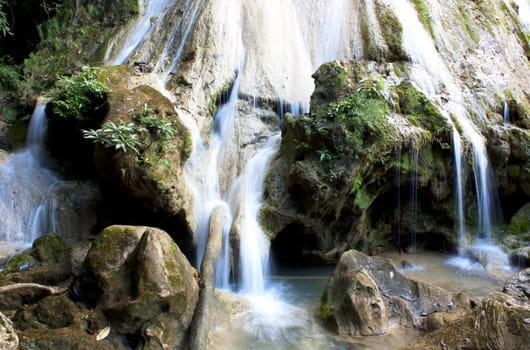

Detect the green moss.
[
  {"left": 354, "top": 188, "right": 376, "bottom": 210},
  {"left": 507, "top": 204, "right": 530, "bottom": 235},
  {"left": 412, "top": 0, "right": 434, "bottom": 38},
  {"left": 455, "top": 3, "right": 480, "bottom": 47},
  {"left": 378, "top": 7, "right": 405, "bottom": 60},
  {"left": 393, "top": 82, "right": 450, "bottom": 141},
  {"left": 7, "top": 119, "right": 29, "bottom": 149}
]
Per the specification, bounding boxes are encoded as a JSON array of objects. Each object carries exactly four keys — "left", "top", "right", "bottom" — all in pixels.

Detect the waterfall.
[
  {"left": 514, "top": 0, "right": 530, "bottom": 31},
  {"left": 453, "top": 127, "right": 465, "bottom": 255},
  {"left": 313, "top": 0, "right": 347, "bottom": 68},
  {"left": 395, "top": 147, "right": 402, "bottom": 250},
  {"left": 409, "top": 148, "right": 419, "bottom": 252},
  {"left": 107, "top": 0, "right": 174, "bottom": 65},
  {"left": 390, "top": 0, "right": 502, "bottom": 248},
  {"left": 230, "top": 135, "right": 281, "bottom": 295},
  {"left": 503, "top": 99, "right": 510, "bottom": 124},
  {"left": 0, "top": 103, "right": 62, "bottom": 243}
]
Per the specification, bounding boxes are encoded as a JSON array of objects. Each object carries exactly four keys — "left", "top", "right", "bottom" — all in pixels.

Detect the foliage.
[
  {"left": 47, "top": 66, "right": 108, "bottom": 124},
  {"left": 326, "top": 80, "right": 389, "bottom": 157},
  {"left": 0, "top": 57, "right": 20, "bottom": 97},
  {"left": 82, "top": 104, "right": 179, "bottom": 159},
  {"left": 0, "top": 0, "right": 11, "bottom": 37},
  {"left": 82, "top": 120, "right": 143, "bottom": 154}
]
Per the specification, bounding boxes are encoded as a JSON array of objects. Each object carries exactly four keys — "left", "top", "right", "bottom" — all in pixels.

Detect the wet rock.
[
  {"left": 324, "top": 267, "right": 388, "bottom": 336},
  {"left": 0, "top": 311, "right": 18, "bottom": 349},
  {"left": 74, "top": 225, "right": 199, "bottom": 348},
  {"left": 473, "top": 291, "right": 530, "bottom": 350},
  {"left": 321, "top": 250, "right": 471, "bottom": 337}
]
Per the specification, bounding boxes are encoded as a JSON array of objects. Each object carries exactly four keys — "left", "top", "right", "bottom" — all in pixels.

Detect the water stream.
[
  {"left": 389, "top": 0, "right": 503, "bottom": 256},
  {"left": 0, "top": 103, "right": 62, "bottom": 244}
]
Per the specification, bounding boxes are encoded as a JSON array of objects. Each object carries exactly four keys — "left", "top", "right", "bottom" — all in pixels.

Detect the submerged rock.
[{"left": 321, "top": 250, "right": 471, "bottom": 337}]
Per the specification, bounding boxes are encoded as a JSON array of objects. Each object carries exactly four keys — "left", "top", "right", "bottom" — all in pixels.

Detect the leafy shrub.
[
  {"left": 47, "top": 66, "right": 108, "bottom": 125},
  {"left": 82, "top": 104, "right": 178, "bottom": 158},
  {"left": 326, "top": 81, "right": 389, "bottom": 156}
]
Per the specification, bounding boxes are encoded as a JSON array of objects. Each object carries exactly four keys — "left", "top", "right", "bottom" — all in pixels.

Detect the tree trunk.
[{"left": 187, "top": 205, "right": 225, "bottom": 350}]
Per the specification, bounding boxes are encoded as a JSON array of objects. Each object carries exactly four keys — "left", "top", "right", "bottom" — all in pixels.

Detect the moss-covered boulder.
[
  {"left": 74, "top": 225, "right": 199, "bottom": 348},
  {"left": 0, "top": 234, "right": 71, "bottom": 310},
  {"left": 1, "top": 234, "right": 71, "bottom": 285},
  {"left": 264, "top": 61, "right": 454, "bottom": 262}
]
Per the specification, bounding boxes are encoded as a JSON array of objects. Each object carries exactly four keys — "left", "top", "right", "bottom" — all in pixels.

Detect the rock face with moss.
[{"left": 264, "top": 61, "right": 454, "bottom": 263}]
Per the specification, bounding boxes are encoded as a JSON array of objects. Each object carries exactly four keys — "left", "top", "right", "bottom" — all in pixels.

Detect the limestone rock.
[
  {"left": 0, "top": 311, "right": 18, "bottom": 350},
  {"left": 322, "top": 250, "right": 471, "bottom": 337},
  {"left": 324, "top": 267, "right": 388, "bottom": 336},
  {"left": 74, "top": 225, "right": 199, "bottom": 348}
]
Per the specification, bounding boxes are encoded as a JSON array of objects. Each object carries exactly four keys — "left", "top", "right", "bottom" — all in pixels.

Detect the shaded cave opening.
[{"left": 270, "top": 222, "right": 323, "bottom": 267}]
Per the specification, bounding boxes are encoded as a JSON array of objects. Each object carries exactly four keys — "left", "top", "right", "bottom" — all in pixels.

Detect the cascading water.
[
  {"left": 389, "top": 0, "right": 503, "bottom": 257},
  {"left": 0, "top": 103, "right": 62, "bottom": 244},
  {"left": 453, "top": 127, "right": 466, "bottom": 255},
  {"left": 409, "top": 148, "right": 419, "bottom": 252},
  {"left": 107, "top": 0, "right": 175, "bottom": 65},
  {"left": 395, "top": 147, "right": 402, "bottom": 250},
  {"left": 313, "top": 0, "right": 347, "bottom": 69},
  {"left": 503, "top": 99, "right": 510, "bottom": 124}
]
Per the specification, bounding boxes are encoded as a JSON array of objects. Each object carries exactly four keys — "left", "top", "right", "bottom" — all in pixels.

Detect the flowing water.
[
  {"left": 452, "top": 127, "right": 466, "bottom": 255},
  {"left": 0, "top": 104, "right": 62, "bottom": 244},
  {"left": 408, "top": 148, "right": 419, "bottom": 252},
  {"left": 389, "top": 0, "right": 503, "bottom": 250}
]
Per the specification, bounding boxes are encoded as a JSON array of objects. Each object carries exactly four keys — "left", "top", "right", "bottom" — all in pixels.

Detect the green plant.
[
  {"left": 47, "top": 66, "right": 108, "bottom": 124},
  {"left": 82, "top": 104, "right": 179, "bottom": 158},
  {"left": 326, "top": 81, "right": 389, "bottom": 155},
  {"left": 412, "top": 0, "right": 434, "bottom": 37},
  {"left": 0, "top": 0, "right": 11, "bottom": 37},
  {"left": 82, "top": 120, "right": 143, "bottom": 154}
]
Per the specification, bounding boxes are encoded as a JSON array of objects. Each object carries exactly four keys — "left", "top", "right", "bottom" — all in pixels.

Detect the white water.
[
  {"left": 514, "top": 0, "right": 530, "bottom": 31},
  {"left": 390, "top": 0, "right": 502, "bottom": 248},
  {"left": 409, "top": 148, "right": 419, "bottom": 252},
  {"left": 313, "top": 0, "right": 348, "bottom": 69},
  {"left": 503, "top": 99, "right": 510, "bottom": 124},
  {"left": 0, "top": 104, "right": 62, "bottom": 243},
  {"left": 453, "top": 127, "right": 466, "bottom": 255},
  {"left": 108, "top": 0, "right": 175, "bottom": 65}
]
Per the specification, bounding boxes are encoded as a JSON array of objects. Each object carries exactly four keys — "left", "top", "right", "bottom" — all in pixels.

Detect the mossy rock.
[
  {"left": 2, "top": 234, "right": 71, "bottom": 284},
  {"left": 7, "top": 119, "right": 29, "bottom": 150},
  {"left": 507, "top": 203, "right": 530, "bottom": 235}
]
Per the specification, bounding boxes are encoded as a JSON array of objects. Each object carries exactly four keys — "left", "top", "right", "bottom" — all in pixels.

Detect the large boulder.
[
  {"left": 321, "top": 250, "right": 471, "bottom": 337},
  {"left": 74, "top": 225, "right": 199, "bottom": 349}
]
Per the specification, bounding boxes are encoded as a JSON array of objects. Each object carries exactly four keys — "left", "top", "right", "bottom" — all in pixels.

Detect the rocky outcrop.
[
  {"left": 265, "top": 61, "right": 455, "bottom": 263},
  {"left": 321, "top": 250, "right": 472, "bottom": 337},
  {"left": 502, "top": 203, "right": 530, "bottom": 266},
  {"left": 401, "top": 268, "right": 530, "bottom": 350}
]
